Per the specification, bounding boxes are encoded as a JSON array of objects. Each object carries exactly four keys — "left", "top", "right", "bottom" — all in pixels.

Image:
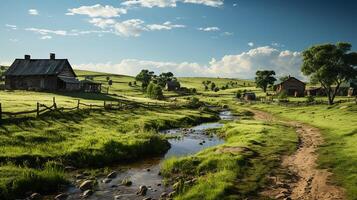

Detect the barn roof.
[
  {"left": 276, "top": 76, "right": 305, "bottom": 85},
  {"left": 5, "top": 59, "right": 74, "bottom": 76}
]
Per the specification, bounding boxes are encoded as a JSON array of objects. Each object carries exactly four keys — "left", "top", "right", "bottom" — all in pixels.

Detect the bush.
[
  {"left": 128, "top": 82, "right": 132, "bottom": 86},
  {"left": 147, "top": 82, "right": 164, "bottom": 100},
  {"left": 277, "top": 91, "right": 289, "bottom": 102},
  {"left": 236, "top": 90, "right": 242, "bottom": 99},
  {"left": 187, "top": 97, "right": 204, "bottom": 109},
  {"left": 306, "top": 95, "right": 315, "bottom": 103},
  {"left": 214, "top": 87, "right": 220, "bottom": 92}
]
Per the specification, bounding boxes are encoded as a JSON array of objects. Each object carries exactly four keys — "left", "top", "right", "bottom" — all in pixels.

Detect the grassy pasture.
[{"left": 251, "top": 102, "right": 357, "bottom": 199}]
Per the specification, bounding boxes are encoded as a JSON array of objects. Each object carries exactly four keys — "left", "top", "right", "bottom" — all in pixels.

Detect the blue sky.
[{"left": 1, "top": 0, "right": 356, "bottom": 78}]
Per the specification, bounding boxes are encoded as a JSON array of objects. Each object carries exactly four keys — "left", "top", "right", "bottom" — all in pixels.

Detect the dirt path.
[{"left": 250, "top": 109, "right": 346, "bottom": 200}]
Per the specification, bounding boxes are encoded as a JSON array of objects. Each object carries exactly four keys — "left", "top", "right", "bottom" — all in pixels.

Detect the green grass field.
[{"left": 0, "top": 69, "right": 356, "bottom": 199}]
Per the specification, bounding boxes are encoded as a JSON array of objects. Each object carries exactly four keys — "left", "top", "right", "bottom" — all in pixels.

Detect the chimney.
[
  {"left": 24, "top": 55, "right": 31, "bottom": 60},
  {"left": 50, "top": 53, "right": 55, "bottom": 60}
]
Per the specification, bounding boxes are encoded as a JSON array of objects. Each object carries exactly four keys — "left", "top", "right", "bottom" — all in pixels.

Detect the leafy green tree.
[
  {"left": 135, "top": 70, "right": 154, "bottom": 89},
  {"left": 255, "top": 70, "right": 277, "bottom": 92},
  {"left": 302, "top": 42, "right": 357, "bottom": 104},
  {"left": 279, "top": 75, "right": 290, "bottom": 82},
  {"left": 210, "top": 82, "right": 216, "bottom": 91}
]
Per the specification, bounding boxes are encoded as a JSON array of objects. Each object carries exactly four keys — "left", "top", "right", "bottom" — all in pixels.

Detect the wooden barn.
[
  {"left": 275, "top": 76, "right": 305, "bottom": 97},
  {"left": 4, "top": 54, "right": 80, "bottom": 91}
]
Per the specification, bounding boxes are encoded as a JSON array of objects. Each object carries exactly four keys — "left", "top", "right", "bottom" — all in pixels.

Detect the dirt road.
[{"left": 250, "top": 109, "right": 346, "bottom": 200}]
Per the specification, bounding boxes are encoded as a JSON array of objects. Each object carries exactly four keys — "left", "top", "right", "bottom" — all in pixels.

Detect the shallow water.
[{"left": 65, "top": 111, "right": 235, "bottom": 200}]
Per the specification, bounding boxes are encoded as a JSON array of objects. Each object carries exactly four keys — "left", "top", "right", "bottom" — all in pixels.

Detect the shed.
[
  {"left": 243, "top": 92, "right": 256, "bottom": 101},
  {"left": 165, "top": 80, "right": 180, "bottom": 91},
  {"left": 275, "top": 76, "right": 305, "bottom": 97},
  {"left": 81, "top": 79, "right": 102, "bottom": 93},
  {"left": 4, "top": 54, "right": 80, "bottom": 91}
]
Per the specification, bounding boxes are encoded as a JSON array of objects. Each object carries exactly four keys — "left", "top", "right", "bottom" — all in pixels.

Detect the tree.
[
  {"left": 210, "top": 82, "right": 216, "bottom": 91},
  {"left": 135, "top": 70, "right": 154, "bottom": 89},
  {"left": 156, "top": 72, "right": 175, "bottom": 87},
  {"left": 302, "top": 42, "right": 357, "bottom": 105},
  {"left": 279, "top": 75, "right": 290, "bottom": 82},
  {"left": 146, "top": 82, "right": 164, "bottom": 100},
  {"left": 255, "top": 70, "right": 277, "bottom": 92}
]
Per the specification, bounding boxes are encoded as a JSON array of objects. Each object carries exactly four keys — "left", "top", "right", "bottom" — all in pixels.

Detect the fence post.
[
  {"left": 0, "top": 103, "right": 2, "bottom": 122},
  {"left": 77, "top": 100, "right": 80, "bottom": 110},
  {"left": 36, "top": 102, "right": 39, "bottom": 117},
  {"left": 53, "top": 97, "right": 57, "bottom": 109}
]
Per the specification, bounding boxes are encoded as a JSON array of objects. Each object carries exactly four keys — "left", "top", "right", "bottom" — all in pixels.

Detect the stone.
[
  {"left": 157, "top": 183, "right": 162, "bottom": 186},
  {"left": 160, "top": 192, "right": 168, "bottom": 198},
  {"left": 75, "top": 174, "right": 85, "bottom": 179},
  {"left": 82, "top": 189, "right": 93, "bottom": 198},
  {"left": 30, "top": 193, "right": 41, "bottom": 200},
  {"left": 137, "top": 185, "right": 148, "bottom": 196},
  {"left": 103, "top": 178, "right": 112, "bottom": 183},
  {"left": 168, "top": 191, "right": 176, "bottom": 198},
  {"left": 199, "top": 142, "right": 203, "bottom": 145},
  {"left": 54, "top": 193, "right": 68, "bottom": 200},
  {"left": 122, "top": 179, "right": 132, "bottom": 186},
  {"left": 79, "top": 180, "right": 94, "bottom": 191},
  {"left": 64, "top": 166, "right": 76, "bottom": 171},
  {"left": 146, "top": 168, "right": 151, "bottom": 172},
  {"left": 107, "top": 171, "right": 117, "bottom": 179}
]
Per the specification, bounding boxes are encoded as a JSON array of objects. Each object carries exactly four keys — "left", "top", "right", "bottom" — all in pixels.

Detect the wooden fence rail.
[{"left": 0, "top": 97, "right": 185, "bottom": 122}]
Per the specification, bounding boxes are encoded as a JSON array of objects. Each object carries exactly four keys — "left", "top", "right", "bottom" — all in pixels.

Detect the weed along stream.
[{"left": 64, "top": 111, "right": 235, "bottom": 200}]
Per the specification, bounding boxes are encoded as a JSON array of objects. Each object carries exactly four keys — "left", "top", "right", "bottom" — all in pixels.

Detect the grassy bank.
[
  {"left": 0, "top": 104, "right": 218, "bottom": 199},
  {"left": 250, "top": 102, "right": 357, "bottom": 199},
  {"left": 160, "top": 108, "right": 298, "bottom": 199}
]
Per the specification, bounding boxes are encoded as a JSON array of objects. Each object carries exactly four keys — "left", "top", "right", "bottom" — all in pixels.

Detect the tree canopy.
[
  {"left": 302, "top": 42, "right": 357, "bottom": 104},
  {"left": 255, "top": 70, "right": 277, "bottom": 92},
  {"left": 135, "top": 69, "right": 154, "bottom": 89}
]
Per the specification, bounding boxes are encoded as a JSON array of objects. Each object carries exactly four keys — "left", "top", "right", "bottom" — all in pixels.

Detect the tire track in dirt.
[{"left": 249, "top": 109, "right": 346, "bottom": 200}]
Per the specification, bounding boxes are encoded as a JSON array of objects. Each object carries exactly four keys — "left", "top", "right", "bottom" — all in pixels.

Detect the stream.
[{"left": 65, "top": 110, "right": 235, "bottom": 200}]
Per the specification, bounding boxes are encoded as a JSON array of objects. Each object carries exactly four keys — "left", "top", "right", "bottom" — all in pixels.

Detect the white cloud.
[
  {"left": 248, "top": 42, "right": 254, "bottom": 47},
  {"left": 147, "top": 21, "right": 185, "bottom": 30},
  {"left": 113, "top": 19, "right": 146, "bottom": 37},
  {"left": 74, "top": 46, "right": 304, "bottom": 79},
  {"left": 40, "top": 35, "right": 52, "bottom": 40},
  {"left": 0, "top": 61, "right": 11, "bottom": 66},
  {"left": 121, "top": 0, "right": 223, "bottom": 8},
  {"left": 5, "top": 24, "right": 17, "bottom": 30},
  {"left": 25, "top": 28, "right": 67, "bottom": 36},
  {"left": 28, "top": 9, "right": 39, "bottom": 15},
  {"left": 198, "top": 26, "right": 220, "bottom": 32},
  {"left": 222, "top": 31, "right": 233, "bottom": 36},
  {"left": 89, "top": 18, "right": 116, "bottom": 29},
  {"left": 66, "top": 4, "right": 127, "bottom": 18},
  {"left": 9, "top": 38, "right": 19, "bottom": 42}
]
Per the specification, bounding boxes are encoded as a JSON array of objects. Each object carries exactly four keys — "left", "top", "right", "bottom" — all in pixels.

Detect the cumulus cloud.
[
  {"left": 89, "top": 18, "right": 116, "bottom": 29},
  {"left": 198, "top": 26, "right": 220, "bottom": 32},
  {"left": 28, "top": 9, "right": 39, "bottom": 15},
  {"left": 248, "top": 42, "right": 254, "bottom": 47},
  {"left": 25, "top": 28, "right": 67, "bottom": 36},
  {"left": 66, "top": 4, "right": 127, "bottom": 18},
  {"left": 74, "top": 46, "right": 304, "bottom": 79},
  {"left": 121, "top": 0, "right": 223, "bottom": 8}
]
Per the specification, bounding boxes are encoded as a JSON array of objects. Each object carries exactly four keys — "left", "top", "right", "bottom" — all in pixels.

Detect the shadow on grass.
[{"left": 51, "top": 91, "right": 118, "bottom": 101}]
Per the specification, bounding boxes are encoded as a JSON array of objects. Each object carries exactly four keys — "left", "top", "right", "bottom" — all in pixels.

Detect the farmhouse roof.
[
  {"left": 5, "top": 58, "right": 75, "bottom": 76},
  {"left": 276, "top": 76, "right": 305, "bottom": 85}
]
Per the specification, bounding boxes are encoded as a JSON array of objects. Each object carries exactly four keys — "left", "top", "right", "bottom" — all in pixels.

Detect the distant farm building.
[
  {"left": 275, "top": 76, "right": 305, "bottom": 97},
  {"left": 5, "top": 54, "right": 80, "bottom": 91},
  {"left": 165, "top": 80, "right": 181, "bottom": 91},
  {"left": 81, "top": 79, "right": 102, "bottom": 93},
  {"left": 243, "top": 92, "right": 256, "bottom": 101}
]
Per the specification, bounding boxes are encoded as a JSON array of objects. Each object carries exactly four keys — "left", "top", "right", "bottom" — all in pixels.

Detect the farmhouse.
[
  {"left": 165, "top": 80, "right": 181, "bottom": 91},
  {"left": 5, "top": 54, "right": 80, "bottom": 91},
  {"left": 275, "top": 76, "right": 305, "bottom": 97}
]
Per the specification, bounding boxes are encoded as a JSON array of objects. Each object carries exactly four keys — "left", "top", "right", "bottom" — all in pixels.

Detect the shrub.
[
  {"left": 214, "top": 87, "right": 220, "bottom": 92},
  {"left": 236, "top": 90, "right": 242, "bottom": 99},
  {"left": 128, "top": 82, "right": 132, "bottom": 86},
  {"left": 147, "top": 82, "right": 164, "bottom": 100},
  {"left": 187, "top": 97, "right": 204, "bottom": 109},
  {"left": 306, "top": 95, "right": 315, "bottom": 103},
  {"left": 277, "top": 91, "right": 289, "bottom": 102}
]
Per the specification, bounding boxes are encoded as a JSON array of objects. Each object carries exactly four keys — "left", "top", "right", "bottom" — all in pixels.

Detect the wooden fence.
[{"left": 0, "top": 97, "right": 184, "bottom": 121}]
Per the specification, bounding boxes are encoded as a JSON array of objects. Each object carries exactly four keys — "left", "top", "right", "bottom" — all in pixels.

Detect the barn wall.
[
  {"left": 280, "top": 79, "right": 305, "bottom": 96},
  {"left": 59, "top": 64, "right": 76, "bottom": 77},
  {"left": 5, "top": 75, "right": 58, "bottom": 90}
]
